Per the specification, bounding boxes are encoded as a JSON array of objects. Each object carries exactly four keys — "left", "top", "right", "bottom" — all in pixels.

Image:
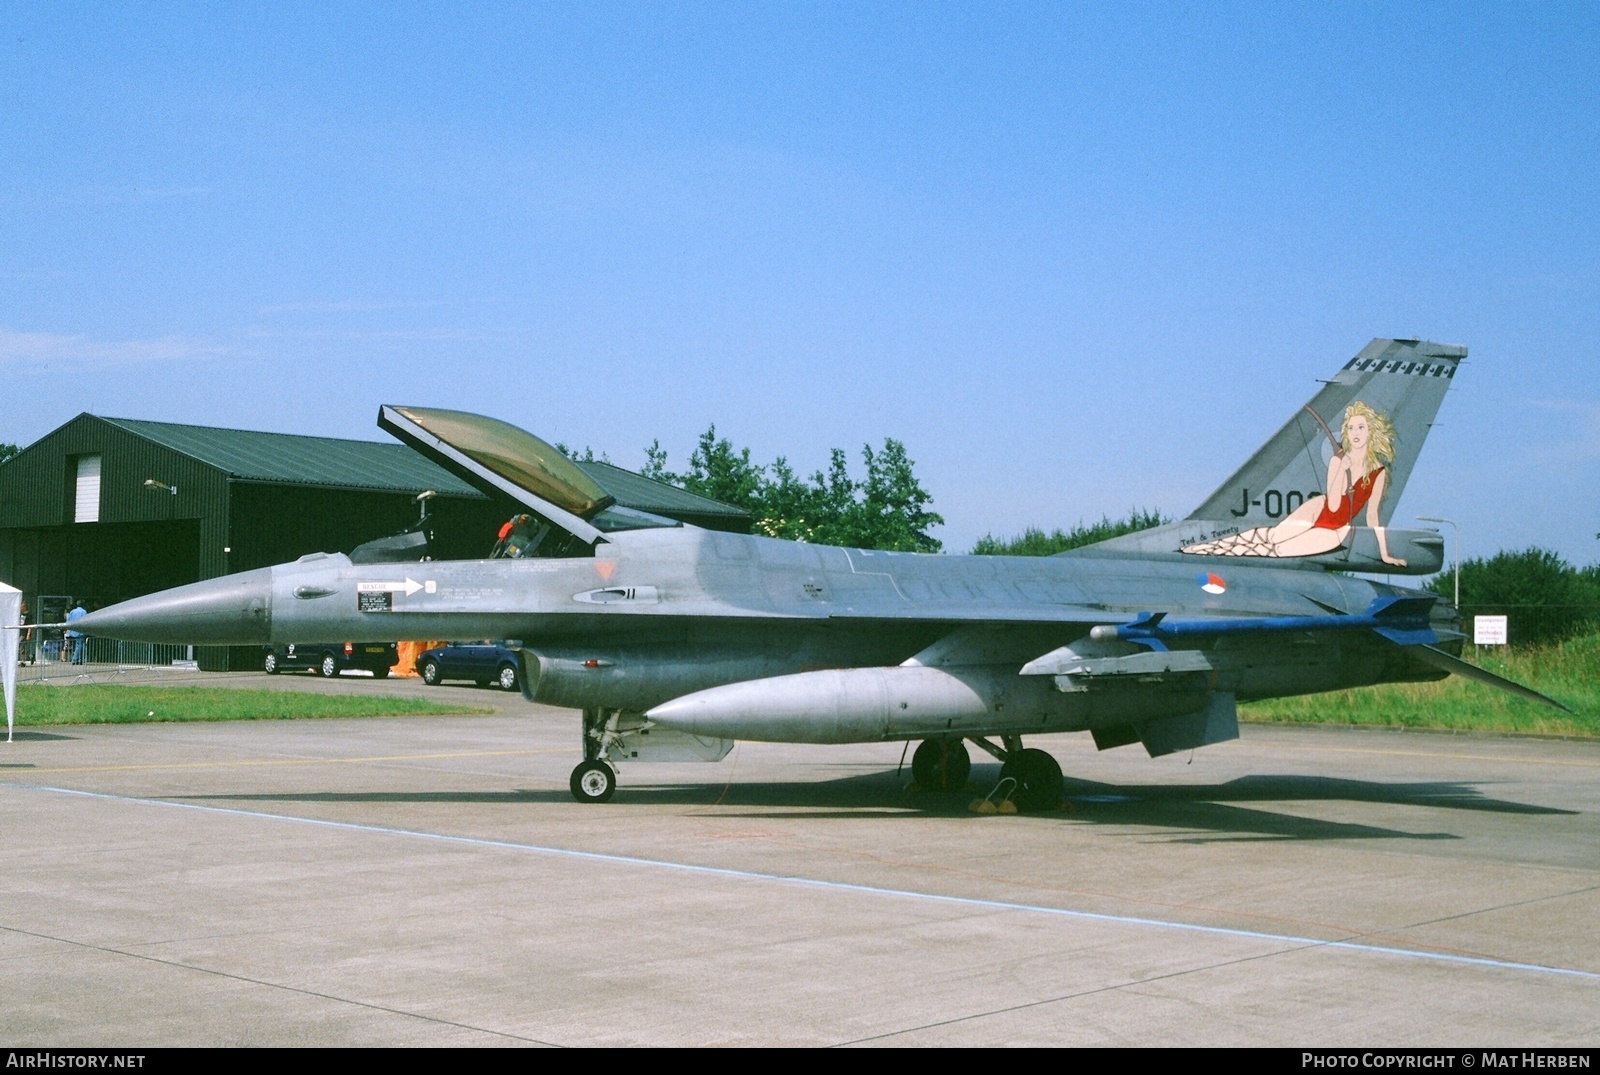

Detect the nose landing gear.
[
  {"left": 569, "top": 707, "right": 617, "bottom": 803},
  {"left": 570, "top": 759, "right": 617, "bottom": 803}
]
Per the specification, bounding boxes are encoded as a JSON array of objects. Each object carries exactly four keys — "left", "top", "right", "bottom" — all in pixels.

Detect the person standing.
[
  {"left": 18, "top": 599, "right": 33, "bottom": 666},
  {"left": 65, "top": 599, "right": 87, "bottom": 664}
]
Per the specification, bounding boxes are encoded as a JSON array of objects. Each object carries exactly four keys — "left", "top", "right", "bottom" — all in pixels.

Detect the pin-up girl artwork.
[{"left": 1183, "top": 401, "right": 1407, "bottom": 566}]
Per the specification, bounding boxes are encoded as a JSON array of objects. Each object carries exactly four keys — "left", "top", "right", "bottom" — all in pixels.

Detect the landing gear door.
[
  {"left": 613, "top": 725, "right": 734, "bottom": 763},
  {"left": 512, "top": 648, "right": 538, "bottom": 703}
]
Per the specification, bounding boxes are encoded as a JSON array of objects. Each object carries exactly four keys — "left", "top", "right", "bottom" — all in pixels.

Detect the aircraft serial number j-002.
[{"left": 72, "top": 339, "right": 1565, "bottom": 808}]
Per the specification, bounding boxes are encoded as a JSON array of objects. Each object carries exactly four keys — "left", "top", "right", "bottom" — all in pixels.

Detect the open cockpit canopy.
[{"left": 379, "top": 405, "right": 678, "bottom": 548}]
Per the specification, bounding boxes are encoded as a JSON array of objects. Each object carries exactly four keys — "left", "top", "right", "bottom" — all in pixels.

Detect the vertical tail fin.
[
  {"left": 1073, "top": 339, "right": 1461, "bottom": 574},
  {"left": 1185, "top": 338, "right": 1464, "bottom": 529}
]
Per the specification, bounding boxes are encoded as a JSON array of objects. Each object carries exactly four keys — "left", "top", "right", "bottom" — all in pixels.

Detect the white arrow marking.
[{"left": 357, "top": 579, "right": 426, "bottom": 596}]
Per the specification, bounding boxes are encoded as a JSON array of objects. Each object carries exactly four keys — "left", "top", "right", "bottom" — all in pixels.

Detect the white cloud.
[{"left": 0, "top": 328, "right": 229, "bottom": 369}]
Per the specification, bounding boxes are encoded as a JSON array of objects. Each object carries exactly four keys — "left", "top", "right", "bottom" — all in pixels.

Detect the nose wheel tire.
[
  {"left": 911, "top": 738, "right": 971, "bottom": 791},
  {"left": 497, "top": 664, "right": 519, "bottom": 691},
  {"left": 998, "top": 748, "right": 1064, "bottom": 812},
  {"left": 318, "top": 654, "right": 338, "bottom": 678},
  {"left": 570, "top": 760, "right": 617, "bottom": 803}
]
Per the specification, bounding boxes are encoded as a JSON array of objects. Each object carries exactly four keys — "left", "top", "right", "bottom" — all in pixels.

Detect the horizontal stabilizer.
[
  {"left": 1404, "top": 645, "right": 1572, "bottom": 713},
  {"left": 1370, "top": 595, "right": 1438, "bottom": 620}
]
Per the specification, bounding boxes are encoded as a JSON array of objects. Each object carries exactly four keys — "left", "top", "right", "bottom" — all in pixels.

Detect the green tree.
[
  {"left": 1427, "top": 547, "right": 1600, "bottom": 644},
  {"left": 644, "top": 428, "right": 944, "bottom": 552},
  {"left": 553, "top": 443, "right": 606, "bottom": 463},
  {"left": 677, "top": 427, "right": 769, "bottom": 516},
  {"left": 971, "top": 509, "right": 1169, "bottom": 556},
  {"left": 0, "top": 443, "right": 18, "bottom": 466}
]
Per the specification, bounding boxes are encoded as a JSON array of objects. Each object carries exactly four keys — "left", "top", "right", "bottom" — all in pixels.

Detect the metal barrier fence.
[
  {"left": 17, "top": 631, "right": 196, "bottom": 669},
  {"left": 1458, "top": 605, "right": 1600, "bottom": 648}
]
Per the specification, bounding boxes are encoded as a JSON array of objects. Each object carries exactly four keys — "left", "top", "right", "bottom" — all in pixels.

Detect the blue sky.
[{"left": 3, "top": 3, "right": 1596, "bottom": 566}]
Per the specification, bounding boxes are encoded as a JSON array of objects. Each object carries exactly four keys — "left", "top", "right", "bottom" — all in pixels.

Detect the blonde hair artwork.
[
  {"left": 1182, "top": 401, "right": 1407, "bottom": 566},
  {"left": 1339, "top": 400, "right": 1394, "bottom": 474}
]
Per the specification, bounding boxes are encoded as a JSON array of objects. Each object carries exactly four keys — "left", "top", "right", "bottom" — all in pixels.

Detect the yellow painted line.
[
  {"left": 17, "top": 748, "right": 572, "bottom": 776},
  {"left": 1263, "top": 743, "right": 1600, "bottom": 768}
]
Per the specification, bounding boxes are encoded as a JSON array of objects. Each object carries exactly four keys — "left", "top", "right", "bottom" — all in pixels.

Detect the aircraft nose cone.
[{"left": 74, "top": 568, "right": 274, "bottom": 644}]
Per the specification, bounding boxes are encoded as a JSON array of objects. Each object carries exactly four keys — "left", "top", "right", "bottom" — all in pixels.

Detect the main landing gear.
[
  {"left": 912, "top": 735, "right": 1062, "bottom": 813},
  {"left": 911, "top": 737, "right": 972, "bottom": 791},
  {"left": 996, "top": 743, "right": 1065, "bottom": 812}
]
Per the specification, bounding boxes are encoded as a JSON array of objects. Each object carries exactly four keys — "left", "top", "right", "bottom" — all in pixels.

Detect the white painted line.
[{"left": 14, "top": 781, "right": 1600, "bottom": 984}]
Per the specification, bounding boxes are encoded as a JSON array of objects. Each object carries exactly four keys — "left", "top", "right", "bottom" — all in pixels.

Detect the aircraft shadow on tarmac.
[
  {"left": 175, "top": 763, "right": 1572, "bottom": 843},
  {"left": 1046, "top": 773, "right": 1575, "bottom": 845}
]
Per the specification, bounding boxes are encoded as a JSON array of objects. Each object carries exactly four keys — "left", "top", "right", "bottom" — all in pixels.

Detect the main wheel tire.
[
  {"left": 911, "top": 738, "right": 971, "bottom": 791},
  {"left": 998, "top": 748, "right": 1064, "bottom": 812},
  {"left": 419, "top": 659, "right": 440, "bottom": 685},
  {"left": 318, "top": 654, "right": 338, "bottom": 678},
  {"left": 570, "top": 760, "right": 617, "bottom": 803},
  {"left": 496, "top": 664, "right": 519, "bottom": 691},
  {"left": 263, "top": 652, "right": 279, "bottom": 674}
]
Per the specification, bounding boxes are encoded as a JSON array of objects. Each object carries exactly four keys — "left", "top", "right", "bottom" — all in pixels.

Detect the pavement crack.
[
  {"left": 1394, "top": 882, "right": 1600, "bottom": 934},
  {"left": 830, "top": 942, "right": 1325, "bottom": 1046},
  {"left": 0, "top": 923, "right": 563, "bottom": 1046}
]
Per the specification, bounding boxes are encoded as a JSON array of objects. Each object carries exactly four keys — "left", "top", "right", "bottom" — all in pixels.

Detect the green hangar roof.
[
  {"left": 100, "top": 418, "right": 483, "bottom": 496},
  {"left": 97, "top": 417, "right": 749, "bottom": 523},
  {"left": 574, "top": 460, "right": 748, "bottom": 523}
]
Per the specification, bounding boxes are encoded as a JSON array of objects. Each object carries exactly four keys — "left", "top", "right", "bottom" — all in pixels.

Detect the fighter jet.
[{"left": 74, "top": 339, "right": 1564, "bottom": 808}]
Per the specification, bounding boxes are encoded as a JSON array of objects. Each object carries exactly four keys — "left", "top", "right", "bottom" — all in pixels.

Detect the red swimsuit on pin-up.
[{"left": 1312, "top": 467, "right": 1384, "bottom": 529}]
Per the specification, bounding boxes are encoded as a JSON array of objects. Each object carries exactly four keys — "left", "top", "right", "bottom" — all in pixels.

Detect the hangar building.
[{"left": 0, "top": 414, "right": 749, "bottom": 667}]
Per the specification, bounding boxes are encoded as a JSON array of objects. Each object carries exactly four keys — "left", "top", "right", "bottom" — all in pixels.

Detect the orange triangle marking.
[{"left": 595, "top": 561, "right": 616, "bottom": 581}]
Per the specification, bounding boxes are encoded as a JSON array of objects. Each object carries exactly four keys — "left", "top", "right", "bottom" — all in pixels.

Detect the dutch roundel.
[{"left": 1198, "top": 572, "right": 1227, "bottom": 595}]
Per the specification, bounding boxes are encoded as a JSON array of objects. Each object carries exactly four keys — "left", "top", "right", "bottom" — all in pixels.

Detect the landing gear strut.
[{"left": 570, "top": 708, "right": 618, "bottom": 803}]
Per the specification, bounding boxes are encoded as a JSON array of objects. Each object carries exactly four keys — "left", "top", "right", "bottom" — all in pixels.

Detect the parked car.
[
  {"left": 263, "top": 641, "right": 399, "bottom": 678},
  {"left": 415, "top": 641, "right": 521, "bottom": 690}
]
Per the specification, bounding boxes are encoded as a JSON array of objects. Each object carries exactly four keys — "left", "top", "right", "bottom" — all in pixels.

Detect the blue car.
[{"left": 416, "top": 641, "right": 521, "bottom": 691}]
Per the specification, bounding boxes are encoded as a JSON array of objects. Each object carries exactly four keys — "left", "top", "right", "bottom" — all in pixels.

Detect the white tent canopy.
[{"left": 1, "top": 581, "right": 18, "bottom": 742}]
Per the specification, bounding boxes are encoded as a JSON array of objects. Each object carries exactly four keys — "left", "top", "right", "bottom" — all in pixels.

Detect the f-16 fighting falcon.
[{"left": 72, "top": 339, "right": 1565, "bottom": 808}]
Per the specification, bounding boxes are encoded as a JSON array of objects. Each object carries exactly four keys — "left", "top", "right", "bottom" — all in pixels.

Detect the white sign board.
[{"left": 1474, "top": 615, "right": 1508, "bottom": 646}]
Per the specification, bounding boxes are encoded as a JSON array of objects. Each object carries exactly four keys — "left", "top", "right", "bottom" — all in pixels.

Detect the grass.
[
  {"left": 10, "top": 685, "right": 495, "bottom": 726},
  {"left": 1240, "top": 633, "right": 1600, "bottom": 737}
]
